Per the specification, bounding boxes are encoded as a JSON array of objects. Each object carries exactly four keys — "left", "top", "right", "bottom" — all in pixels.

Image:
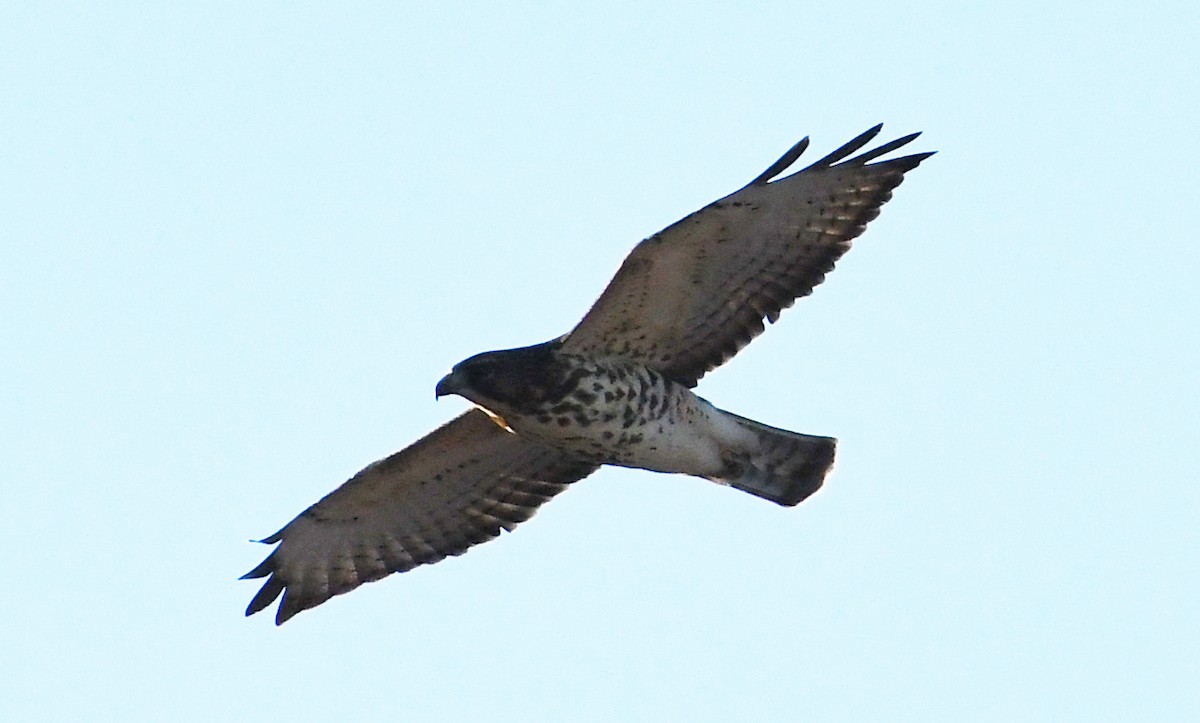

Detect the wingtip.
[
  {"left": 275, "top": 591, "right": 304, "bottom": 625},
  {"left": 891, "top": 149, "right": 937, "bottom": 172},
  {"left": 244, "top": 574, "right": 286, "bottom": 618},
  {"left": 861, "top": 123, "right": 885, "bottom": 143},
  {"left": 747, "top": 135, "right": 812, "bottom": 186},
  {"left": 845, "top": 131, "right": 930, "bottom": 166},
  {"left": 803, "top": 125, "right": 889, "bottom": 170}
]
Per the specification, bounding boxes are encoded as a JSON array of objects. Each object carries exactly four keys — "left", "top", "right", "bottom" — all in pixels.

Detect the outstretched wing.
[
  {"left": 242, "top": 410, "right": 598, "bottom": 625},
  {"left": 561, "top": 125, "right": 933, "bottom": 387}
]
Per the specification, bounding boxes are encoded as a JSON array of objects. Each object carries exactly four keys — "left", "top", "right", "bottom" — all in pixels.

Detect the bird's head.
[{"left": 435, "top": 339, "right": 575, "bottom": 414}]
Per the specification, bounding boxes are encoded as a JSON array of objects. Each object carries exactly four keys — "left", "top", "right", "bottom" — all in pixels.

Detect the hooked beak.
[{"left": 435, "top": 370, "right": 463, "bottom": 399}]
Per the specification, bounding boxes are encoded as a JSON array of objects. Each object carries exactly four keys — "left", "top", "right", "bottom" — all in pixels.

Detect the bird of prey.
[{"left": 243, "top": 125, "right": 932, "bottom": 624}]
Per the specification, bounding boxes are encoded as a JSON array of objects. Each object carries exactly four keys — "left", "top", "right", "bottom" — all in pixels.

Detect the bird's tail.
[{"left": 711, "top": 412, "right": 836, "bottom": 507}]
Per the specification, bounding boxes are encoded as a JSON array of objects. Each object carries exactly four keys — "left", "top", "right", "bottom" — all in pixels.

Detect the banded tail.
[{"left": 713, "top": 412, "right": 836, "bottom": 507}]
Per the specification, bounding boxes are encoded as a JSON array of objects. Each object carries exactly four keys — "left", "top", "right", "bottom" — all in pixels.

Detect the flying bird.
[{"left": 243, "top": 125, "right": 933, "bottom": 624}]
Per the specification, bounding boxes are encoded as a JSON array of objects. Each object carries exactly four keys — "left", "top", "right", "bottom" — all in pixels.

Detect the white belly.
[{"left": 500, "top": 358, "right": 753, "bottom": 477}]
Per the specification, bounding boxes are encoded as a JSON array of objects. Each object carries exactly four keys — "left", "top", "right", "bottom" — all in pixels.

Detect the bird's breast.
[{"left": 501, "top": 356, "right": 725, "bottom": 475}]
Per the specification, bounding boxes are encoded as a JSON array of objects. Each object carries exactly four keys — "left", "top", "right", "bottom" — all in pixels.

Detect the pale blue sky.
[{"left": 3, "top": 3, "right": 1197, "bottom": 721}]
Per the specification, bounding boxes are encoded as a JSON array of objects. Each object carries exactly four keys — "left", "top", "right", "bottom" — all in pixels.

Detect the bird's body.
[
  {"left": 243, "top": 125, "right": 934, "bottom": 624},
  {"left": 441, "top": 345, "right": 730, "bottom": 472},
  {"left": 437, "top": 342, "right": 835, "bottom": 506}
]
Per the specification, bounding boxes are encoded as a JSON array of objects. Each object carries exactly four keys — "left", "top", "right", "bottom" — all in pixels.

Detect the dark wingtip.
[
  {"left": 748, "top": 136, "right": 811, "bottom": 186},
  {"left": 735, "top": 124, "right": 935, "bottom": 192},
  {"left": 244, "top": 575, "right": 286, "bottom": 617},
  {"left": 849, "top": 131, "right": 922, "bottom": 165},
  {"left": 804, "top": 125, "right": 887, "bottom": 170},
  {"left": 275, "top": 591, "right": 304, "bottom": 625},
  {"left": 889, "top": 150, "right": 937, "bottom": 173}
]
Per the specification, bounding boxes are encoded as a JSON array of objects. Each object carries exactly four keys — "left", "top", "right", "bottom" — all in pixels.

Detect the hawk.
[{"left": 243, "top": 125, "right": 933, "bottom": 624}]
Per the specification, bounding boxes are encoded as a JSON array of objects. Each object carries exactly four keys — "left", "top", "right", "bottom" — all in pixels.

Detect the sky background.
[{"left": 3, "top": 2, "right": 1197, "bottom": 721}]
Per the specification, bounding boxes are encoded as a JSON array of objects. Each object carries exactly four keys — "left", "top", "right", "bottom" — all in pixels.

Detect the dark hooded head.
[{"left": 435, "top": 340, "right": 582, "bottom": 413}]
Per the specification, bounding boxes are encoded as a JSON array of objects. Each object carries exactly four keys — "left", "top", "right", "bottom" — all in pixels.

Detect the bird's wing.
[
  {"left": 242, "top": 409, "right": 598, "bottom": 625},
  {"left": 561, "top": 125, "right": 933, "bottom": 387}
]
